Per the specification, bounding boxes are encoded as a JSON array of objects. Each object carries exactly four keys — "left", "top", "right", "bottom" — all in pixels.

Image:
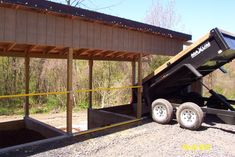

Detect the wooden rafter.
[
  {"left": 116, "top": 52, "right": 130, "bottom": 58},
  {"left": 59, "top": 47, "right": 69, "bottom": 55},
  {"left": 43, "top": 46, "right": 56, "bottom": 54},
  {"left": 7, "top": 42, "right": 16, "bottom": 52},
  {"left": 104, "top": 51, "right": 120, "bottom": 58},
  {"left": 91, "top": 50, "right": 105, "bottom": 57},
  {"left": 76, "top": 48, "right": 89, "bottom": 56},
  {"left": 27, "top": 45, "right": 37, "bottom": 52}
]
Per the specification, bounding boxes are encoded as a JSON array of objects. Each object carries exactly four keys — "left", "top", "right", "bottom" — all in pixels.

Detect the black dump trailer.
[{"left": 133, "top": 28, "right": 235, "bottom": 130}]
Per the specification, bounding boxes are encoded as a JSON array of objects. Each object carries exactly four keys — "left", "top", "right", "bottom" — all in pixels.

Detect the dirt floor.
[{"left": 29, "top": 118, "right": 235, "bottom": 157}]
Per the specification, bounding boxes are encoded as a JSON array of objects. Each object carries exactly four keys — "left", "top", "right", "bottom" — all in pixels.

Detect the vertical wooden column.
[
  {"left": 88, "top": 60, "right": 93, "bottom": 109},
  {"left": 67, "top": 48, "right": 73, "bottom": 134},
  {"left": 137, "top": 53, "right": 142, "bottom": 118},
  {"left": 131, "top": 61, "right": 136, "bottom": 85},
  {"left": 88, "top": 60, "right": 93, "bottom": 130},
  {"left": 24, "top": 54, "right": 30, "bottom": 117}
]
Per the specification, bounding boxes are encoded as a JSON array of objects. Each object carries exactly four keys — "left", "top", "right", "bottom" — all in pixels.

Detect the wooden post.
[
  {"left": 88, "top": 60, "right": 93, "bottom": 109},
  {"left": 24, "top": 54, "right": 30, "bottom": 117},
  {"left": 137, "top": 53, "right": 142, "bottom": 118},
  {"left": 67, "top": 48, "right": 73, "bottom": 134},
  {"left": 88, "top": 60, "right": 93, "bottom": 130},
  {"left": 131, "top": 61, "right": 136, "bottom": 85}
]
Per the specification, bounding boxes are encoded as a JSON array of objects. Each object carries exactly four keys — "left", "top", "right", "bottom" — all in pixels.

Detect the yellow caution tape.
[
  {"left": 0, "top": 85, "right": 142, "bottom": 99},
  {"left": 75, "top": 118, "right": 141, "bottom": 136}
]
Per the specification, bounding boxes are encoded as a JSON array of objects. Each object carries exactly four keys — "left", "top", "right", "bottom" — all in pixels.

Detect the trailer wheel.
[
  {"left": 152, "top": 99, "right": 173, "bottom": 124},
  {"left": 176, "top": 102, "right": 204, "bottom": 130}
]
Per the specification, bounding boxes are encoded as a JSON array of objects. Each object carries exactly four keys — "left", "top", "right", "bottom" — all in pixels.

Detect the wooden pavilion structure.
[{"left": 0, "top": 0, "right": 191, "bottom": 153}]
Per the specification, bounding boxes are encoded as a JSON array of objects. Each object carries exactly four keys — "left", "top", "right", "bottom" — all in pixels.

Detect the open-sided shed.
[{"left": 0, "top": 0, "right": 191, "bottom": 153}]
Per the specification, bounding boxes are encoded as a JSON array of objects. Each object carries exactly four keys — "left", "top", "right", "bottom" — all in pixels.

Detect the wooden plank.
[
  {"left": 24, "top": 54, "right": 30, "bottom": 117},
  {"left": 100, "top": 25, "right": 107, "bottom": 49},
  {"left": 112, "top": 27, "right": 119, "bottom": 51},
  {"left": 37, "top": 13, "right": 47, "bottom": 45},
  {"left": 4, "top": 8, "right": 16, "bottom": 41},
  {"left": 0, "top": 7, "right": 5, "bottom": 40},
  {"left": 46, "top": 14, "right": 56, "bottom": 45},
  {"left": 137, "top": 53, "right": 142, "bottom": 118},
  {"left": 55, "top": 16, "right": 65, "bottom": 47},
  {"left": 123, "top": 29, "right": 129, "bottom": 51},
  {"left": 106, "top": 25, "right": 112, "bottom": 50},
  {"left": 64, "top": 18, "right": 73, "bottom": 47},
  {"left": 67, "top": 48, "right": 73, "bottom": 134},
  {"left": 24, "top": 117, "right": 64, "bottom": 138},
  {"left": 72, "top": 20, "right": 80, "bottom": 47},
  {"left": 131, "top": 61, "right": 136, "bottom": 85},
  {"left": 79, "top": 21, "right": 88, "bottom": 48},
  {"left": 88, "top": 60, "right": 93, "bottom": 109},
  {"left": 118, "top": 28, "right": 124, "bottom": 51},
  {"left": 93, "top": 23, "right": 101, "bottom": 49},
  {"left": 0, "top": 120, "right": 24, "bottom": 131},
  {"left": 7, "top": 42, "right": 16, "bottom": 51},
  {"left": 87, "top": 22, "right": 94, "bottom": 48},
  {"left": 16, "top": 10, "right": 27, "bottom": 43},
  {"left": 27, "top": 12, "right": 38, "bottom": 44}
]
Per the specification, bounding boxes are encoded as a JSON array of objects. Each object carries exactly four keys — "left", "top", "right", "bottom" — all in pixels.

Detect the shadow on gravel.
[{"left": 196, "top": 116, "right": 235, "bottom": 134}]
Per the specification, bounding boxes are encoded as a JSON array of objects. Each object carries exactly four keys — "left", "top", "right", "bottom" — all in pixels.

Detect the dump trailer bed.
[{"left": 133, "top": 28, "right": 235, "bottom": 124}]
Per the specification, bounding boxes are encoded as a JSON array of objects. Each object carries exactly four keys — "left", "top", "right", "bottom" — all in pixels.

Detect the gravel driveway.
[{"left": 32, "top": 119, "right": 235, "bottom": 157}]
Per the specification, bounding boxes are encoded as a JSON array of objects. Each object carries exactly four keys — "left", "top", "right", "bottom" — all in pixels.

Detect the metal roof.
[{"left": 0, "top": 0, "right": 191, "bottom": 41}]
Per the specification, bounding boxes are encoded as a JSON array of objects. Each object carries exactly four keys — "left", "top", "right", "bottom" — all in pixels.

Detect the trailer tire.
[
  {"left": 176, "top": 102, "right": 204, "bottom": 130},
  {"left": 152, "top": 99, "right": 173, "bottom": 124}
]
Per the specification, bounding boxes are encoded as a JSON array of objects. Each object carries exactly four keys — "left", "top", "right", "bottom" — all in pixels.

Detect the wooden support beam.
[
  {"left": 59, "top": 47, "right": 69, "bottom": 56},
  {"left": 88, "top": 60, "right": 93, "bottom": 109},
  {"left": 103, "top": 51, "right": 119, "bottom": 57},
  {"left": 137, "top": 53, "right": 142, "bottom": 118},
  {"left": 87, "top": 59, "right": 93, "bottom": 130},
  {"left": 7, "top": 43, "right": 16, "bottom": 52},
  {"left": 67, "top": 48, "right": 73, "bottom": 134},
  {"left": 27, "top": 45, "right": 37, "bottom": 52},
  {"left": 24, "top": 53, "right": 30, "bottom": 117},
  {"left": 76, "top": 48, "right": 89, "bottom": 56},
  {"left": 43, "top": 46, "right": 56, "bottom": 54},
  {"left": 131, "top": 61, "right": 136, "bottom": 85}
]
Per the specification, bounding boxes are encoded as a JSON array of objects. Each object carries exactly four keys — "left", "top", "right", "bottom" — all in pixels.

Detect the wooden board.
[{"left": 0, "top": 7, "right": 185, "bottom": 56}]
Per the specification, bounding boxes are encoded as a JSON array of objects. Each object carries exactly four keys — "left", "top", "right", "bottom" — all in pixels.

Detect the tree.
[
  {"left": 143, "top": 0, "right": 181, "bottom": 71},
  {"left": 64, "top": 0, "right": 84, "bottom": 6},
  {"left": 144, "top": 0, "right": 180, "bottom": 29}
]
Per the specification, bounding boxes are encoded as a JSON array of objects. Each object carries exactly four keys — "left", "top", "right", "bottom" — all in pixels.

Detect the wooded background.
[{"left": 0, "top": 0, "right": 234, "bottom": 115}]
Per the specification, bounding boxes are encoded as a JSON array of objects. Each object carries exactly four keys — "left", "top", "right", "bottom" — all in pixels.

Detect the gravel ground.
[{"left": 32, "top": 120, "right": 235, "bottom": 157}]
